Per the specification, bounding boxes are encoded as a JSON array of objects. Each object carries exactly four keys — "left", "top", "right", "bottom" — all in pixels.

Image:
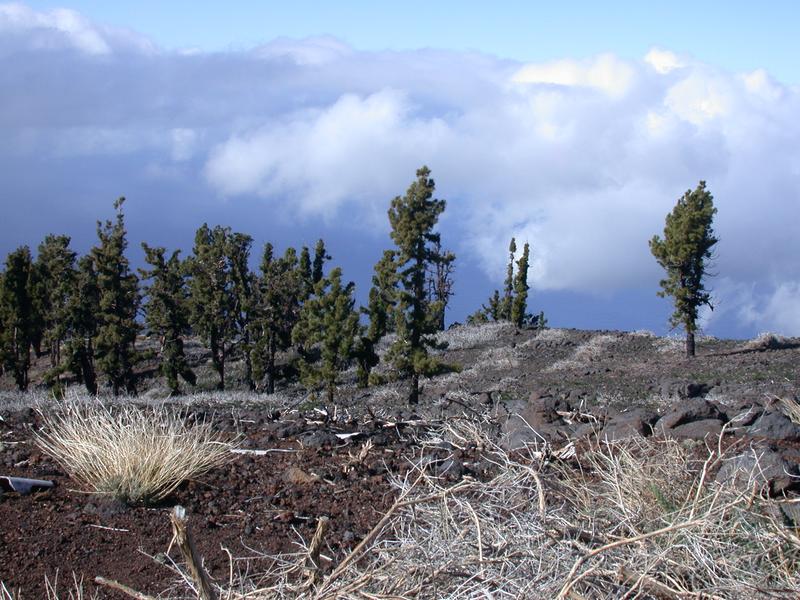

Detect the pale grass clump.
[
  {"left": 34, "top": 403, "right": 237, "bottom": 505},
  {"left": 740, "top": 331, "right": 793, "bottom": 352},
  {"left": 545, "top": 333, "right": 617, "bottom": 371},
  {"left": 434, "top": 321, "right": 516, "bottom": 351}
]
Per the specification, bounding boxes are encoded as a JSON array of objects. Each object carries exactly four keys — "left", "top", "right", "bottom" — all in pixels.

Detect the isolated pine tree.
[
  {"left": 34, "top": 235, "right": 76, "bottom": 372},
  {"left": 292, "top": 267, "right": 359, "bottom": 404},
  {"left": 501, "top": 238, "right": 517, "bottom": 320},
  {"left": 650, "top": 181, "right": 718, "bottom": 357},
  {"left": 251, "top": 244, "right": 303, "bottom": 394},
  {"left": 64, "top": 255, "right": 99, "bottom": 394},
  {"left": 511, "top": 242, "right": 530, "bottom": 328},
  {"left": 141, "top": 244, "right": 196, "bottom": 395},
  {"left": 0, "top": 246, "right": 36, "bottom": 390},
  {"left": 92, "top": 197, "right": 141, "bottom": 395},
  {"left": 187, "top": 224, "right": 236, "bottom": 389},
  {"left": 386, "top": 166, "right": 448, "bottom": 404},
  {"left": 227, "top": 232, "right": 256, "bottom": 389}
]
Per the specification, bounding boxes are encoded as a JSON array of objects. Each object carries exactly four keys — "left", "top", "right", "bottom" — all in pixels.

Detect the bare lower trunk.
[
  {"left": 685, "top": 331, "right": 696, "bottom": 357},
  {"left": 409, "top": 372, "right": 419, "bottom": 405}
]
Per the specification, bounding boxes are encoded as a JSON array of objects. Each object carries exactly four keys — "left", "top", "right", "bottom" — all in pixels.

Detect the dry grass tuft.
[
  {"left": 546, "top": 333, "right": 617, "bottom": 371},
  {"left": 34, "top": 402, "right": 237, "bottom": 505},
  {"left": 212, "top": 422, "right": 800, "bottom": 599}
]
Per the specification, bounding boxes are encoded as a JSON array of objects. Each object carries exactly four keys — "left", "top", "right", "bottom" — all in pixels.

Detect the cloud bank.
[{"left": 1, "top": 4, "right": 798, "bottom": 334}]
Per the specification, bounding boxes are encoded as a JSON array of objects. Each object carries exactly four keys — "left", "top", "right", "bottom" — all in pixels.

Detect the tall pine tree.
[
  {"left": 34, "top": 235, "right": 76, "bottom": 372},
  {"left": 386, "top": 166, "right": 448, "bottom": 404},
  {"left": 141, "top": 244, "right": 196, "bottom": 395},
  {"left": 227, "top": 232, "right": 256, "bottom": 390},
  {"left": 650, "top": 181, "right": 718, "bottom": 357},
  {"left": 64, "top": 255, "right": 100, "bottom": 394},
  {"left": 511, "top": 242, "right": 530, "bottom": 328},
  {"left": 187, "top": 224, "right": 236, "bottom": 390},
  {"left": 92, "top": 197, "right": 140, "bottom": 395},
  {"left": 292, "top": 267, "right": 359, "bottom": 404},
  {"left": 0, "top": 247, "right": 36, "bottom": 390},
  {"left": 251, "top": 244, "right": 303, "bottom": 394}
]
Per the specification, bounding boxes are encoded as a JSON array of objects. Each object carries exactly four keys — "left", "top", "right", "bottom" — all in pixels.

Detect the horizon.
[{"left": 1, "top": 2, "right": 799, "bottom": 338}]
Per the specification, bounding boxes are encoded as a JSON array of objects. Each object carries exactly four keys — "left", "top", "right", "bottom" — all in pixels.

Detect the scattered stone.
[
  {"left": 667, "top": 419, "right": 725, "bottom": 440},
  {"left": 716, "top": 447, "right": 800, "bottom": 495},
  {"left": 282, "top": 467, "right": 320, "bottom": 486},
  {"left": 660, "top": 379, "right": 713, "bottom": 400},
  {"left": 597, "top": 408, "right": 658, "bottom": 441},
  {"left": 656, "top": 398, "right": 726, "bottom": 431},
  {"left": 747, "top": 410, "right": 800, "bottom": 442}
]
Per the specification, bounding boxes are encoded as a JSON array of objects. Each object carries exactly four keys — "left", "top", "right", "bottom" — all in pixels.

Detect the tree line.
[
  {"left": 0, "top": 167, "right": 537, "bottom": 403},
  {"left": 0, "top": 170, "right": 718, "bottom": 402}
]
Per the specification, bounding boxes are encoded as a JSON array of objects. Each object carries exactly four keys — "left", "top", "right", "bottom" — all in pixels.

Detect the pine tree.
[
  {"left": 34, "top": 235, "right": 76, "bottom": 372},
  {"left": 298, "top": 245, "right": 313, "bottom": 301},
  {"left": 386, "top": 166, "right": 448, "bottom": 404},
  {"left": 427, "top": 239, "right": 456, "bottom": 331},
  {"left": 500, "top": 238, "right": 517, "bottom": 320},
  {"left": 64, "top": 255, "right": 99, "bottom": 395},
  {"left": 186, "top": 224, "right": 236, "bottom": 390},
  {"left": 292, "top": 267, "right": 359, "bottom": 404},
  {"left": 650, "top": 181, "right": 718, "bottom": 357},
  {"left": 92, "top": 197, "right": 141, "bottom": 395},
  {"left": 511, "top": 242, "right": 530, "bottom": 328},
  {"left": 251, "top": 244, "right": 302, "bottom": 394},
  {"left": 140, "top": 244, "right": 196, "bottom": 395},
  {"left": 312, "top": 238, "right": 330, "bottom": 285},
  {"left": 227, "top": 232, "right": 256, "bottom": 390},
  {"left": 0, "top": 246, "right": 36, "bottom": 390},
  {"left": 366, "top": 250, "right": 399, "bottom": 340}
]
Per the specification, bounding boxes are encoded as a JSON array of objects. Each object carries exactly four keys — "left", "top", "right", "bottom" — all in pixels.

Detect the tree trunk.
[
  {"left": 685, "top": 331, "right": 696, "bottom": 357},
  {"left": 409, "top": 373, "right": 419, "bottom": 405},
  {"left": 266, "top": 338, "right": 276, "bottom": 394}
]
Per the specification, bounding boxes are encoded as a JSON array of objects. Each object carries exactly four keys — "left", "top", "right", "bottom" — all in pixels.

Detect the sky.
[{"left": 1, "top": 1, "right": 799, "bottom": 338}]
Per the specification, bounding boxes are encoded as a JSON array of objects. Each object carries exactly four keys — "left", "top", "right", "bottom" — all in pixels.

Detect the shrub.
[{"left": 34, "top": 402, "right": 236, "bottom": 505}]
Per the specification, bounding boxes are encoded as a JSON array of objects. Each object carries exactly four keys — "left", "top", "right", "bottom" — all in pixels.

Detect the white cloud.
[
  {"left": 1, "top": 5, "right": 798, "bottom": 337},
  {"left": 644, "top": 48, "right": 684, "bottom": 74},
  {"left": 0, "top": 2, "right": 155, "bottom": 55},
  {"left": 512, "top": 53, "right": 635, "bottom": 97}
]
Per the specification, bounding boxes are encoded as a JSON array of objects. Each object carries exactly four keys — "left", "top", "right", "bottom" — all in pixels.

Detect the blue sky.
[{"left": 1, "top": 2, "right": 799, "bottom": 337}]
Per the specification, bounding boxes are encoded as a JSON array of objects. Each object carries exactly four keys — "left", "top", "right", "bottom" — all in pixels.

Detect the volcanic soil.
[{"left": 1, "top": 323, "right": 799, "bottom": 597}]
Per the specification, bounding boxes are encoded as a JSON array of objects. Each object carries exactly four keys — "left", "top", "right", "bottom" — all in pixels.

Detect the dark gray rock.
[
  {"left": 657, "top": 398, "right": 726, "bottom": 431},
  {"left": 660, "top": 379, "right": 713, "bottom": 400},
  {"left": 297, "top": 430, "right": 340, "bottom": 448},
  {"left": 598, "top": 408, "right": 658, "bottom": 441},
  {"left": 747, "top": 411, "right": 800, "bottom": 442},
  {"left": 667, "top": 419, "right": 725, "bottom": 440},
  {"left": 716, "top": 447, "right": 800, "bottom": 495}
]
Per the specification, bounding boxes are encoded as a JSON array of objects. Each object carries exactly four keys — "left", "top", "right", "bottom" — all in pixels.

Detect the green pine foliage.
[
  {"left": 312, "top": 238, "right": 330, "bottom": 285},
  {"left": 186, "top": 223, "right": 238, "bottom": 390},
  {"left": 650, "top": 181, "right": 718, "bottom": 357},
  {"left": 386, "top": 166, "right": 448, "bottom": 404},
  {"left": 501, "top": 238, "right": 517, "bottom": 320},
  {"left": 292, "top": 267, "right": 359, "bottom": 404},
  {"left": 427, "top": 239, "right": 456, "bottom": 331},
  {"left": 480, "top": 237, "right": 532, "bottom": 329},
  {"left": 298, "top": 245, "right": 313, "bottom": 302},
  {"left": 251, "top": 244, "right": 303, "bottom": 394},
  {"left": 64, "top": 255, "right": 100, "bottom": 395},
  {"left": 0, "top": 246, "right": 37, "bottom": 390},
  {"left": 511, "top": 242, "right": 530, "bottom": 328},
  {"left": 92, "top": 197, "right": 141, "bottom": 395},
  {"left": 227, "top": 232, "right": 256, "bottom": 390},
  {"left": 34, "top": 235, "right": 76, "bottom": 373},
  {"left": 140, "top": 244, "right": 196, "bottom": 395}
]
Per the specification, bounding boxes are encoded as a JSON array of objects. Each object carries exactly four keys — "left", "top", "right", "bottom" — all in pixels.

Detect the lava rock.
[{"left": 716, "top": 447, "right": 800, "bottom": 495}]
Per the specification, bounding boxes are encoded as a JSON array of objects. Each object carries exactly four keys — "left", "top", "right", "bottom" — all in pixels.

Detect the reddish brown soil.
[{"left": 0, "top": 408, "right": 429, "bottom": 598}]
